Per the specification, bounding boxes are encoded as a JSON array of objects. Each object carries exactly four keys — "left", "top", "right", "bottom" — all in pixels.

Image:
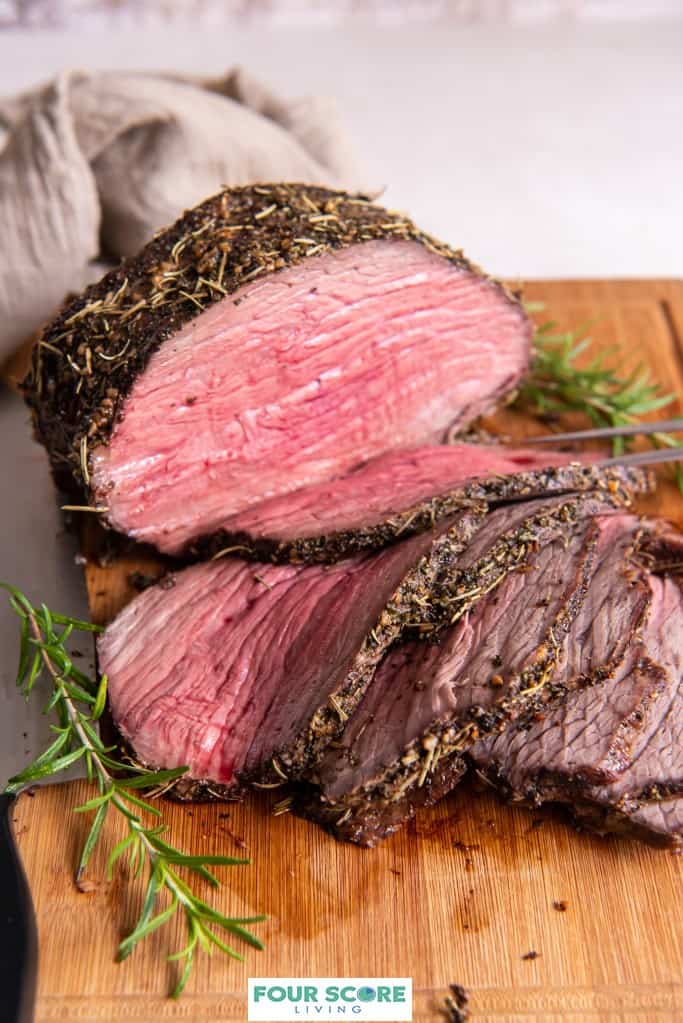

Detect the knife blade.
[{"left": 0, "top": 383, "right": 91, "bottom": 1022}]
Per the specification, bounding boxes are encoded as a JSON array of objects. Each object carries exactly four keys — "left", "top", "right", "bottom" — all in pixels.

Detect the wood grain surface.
[{"left": 12, "top": 279, "right": 683, "bottom": 1023}]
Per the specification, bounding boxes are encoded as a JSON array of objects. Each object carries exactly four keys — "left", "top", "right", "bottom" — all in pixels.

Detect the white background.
[{"left": 1, "top": 13, "right": 682, "bottom": 278}]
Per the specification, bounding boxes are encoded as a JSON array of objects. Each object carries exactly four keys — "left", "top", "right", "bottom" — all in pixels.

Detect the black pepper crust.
[
  {"left": 192, "top": 462, "right": 654, "bottom": 564},
  {"left": 157, "top": 502, "right": 488, "bottom": 803},
  {"left": 107, "top": 483, "right": 649, "bottom": 816},
  {"left": 477, "top": 763, "right": 682, "bottom": 848},
  {"left": 140, "top": 485, "right": 643, "bottom": 812},
  {"left": 569, "top": 796, "right": 682, "bottom": 847},
  {"left": 296, "top": 491, "right": 636, "bottom": 844},
  {"left": 464, "top": 522, "right": 683, "bottom": 847},
  {"left": 294, "top": 757, "right": 468, "bottom": 848},
  {"left": 22, "top": 182, "right": 524, "bottom": 506},
  {"left": 255, "top": 506, "right": 487, "bottom": 786}
]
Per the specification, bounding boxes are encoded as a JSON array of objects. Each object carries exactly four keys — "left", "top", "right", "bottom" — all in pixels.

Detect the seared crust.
[
  {"left": 143, "top": 489, "right": 640, "bottom": 811},
  {"left": 300, "top": 493, "right": 628, "bottom": 842},
  {"left": 161, "top": 503, "right": 487, "bottom": 802},
  {"left": 254, "top": 507, "right": 486, "bottom": 785},
  {"left": 569, "top": 794, "right": 682, "bottom": 847},
  {"left": 193, "top": 463, "right": 653, "bottom": 564},
  {"left": 23, "top": 182, "right": 524, "bottom": 504},
  {"left": 478, "top": 763, "right": 683, "bottom": 849},
  {"left": 294, "top": 757, "right": 468, "bottom": 847},
  {"left": 463, "top": 522, "right": 683, "bottom": 848}
]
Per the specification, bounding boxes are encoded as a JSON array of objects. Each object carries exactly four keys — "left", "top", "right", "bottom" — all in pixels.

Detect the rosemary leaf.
[
  {"left": 117, "top": 867, "right": 164, "bottom": 961},
  {"left": 119, "top": 766, "right": 189, "bottom": 789},
  {"left": 77, "top": 801, "right": 109, "bottom": 878},
  {"left": 15, "top": 611, "right": 31, "bottom": 684},
  {"left": 146, "top": 831, "right": 249, "bottom": 867},
  {"left": 105, "top": 832, "right": 137, "bottom": 881},
  {"left": 48, "top": 611, "right": 104, "bottom": 632},
  {"left": 28, "top": 729, "right": 72, "bottom": 769},
  {"left": 219, "top": 921, "right": 267, "bottom": 950},
  {"left": 170, "top": 935, "right": 197, "bottom": 999},
  {"left": 167, "top": 922, "right": 199, "bottom": 962},
  {"left": 192, "top": 900, "right": 267, "bottom": 945},
  {"left": 25, "top": 651, "right": 42, "bottom": 696},
  {"left": 193, "top": 865, "right": 221, "bottom": 888},
  {"left": 60, "top": 679, "right": 97, "bottom": 705},
  {"left": 517, "top": 318, "right": 683, "bottom": 491},
  {"left": 40, "top": 603, "right": 54, "bottom": 635},
  {"left": 77, "top": 716, "right": 107, "bottom": 749},
  {"left": 118, "top": 900, "right": 179, "bottom": 956},
  {"left": 128, "top": 838, "right": 143, "bottom": 879},
  {"left": 157, "top": 852, "right": 251, "bottom": 868},
  {"left": 7, "top": 745, "right": 87, "bottom": 789},
  {"left": 1, "top": 584, "right": 264, "bottom": 996},
  {"left": 92, "top": 674, "right": 108, "bottom": 721},
  {"left": 119, "top": 789, "right": 164, "bottom": 818},
  {"left": 203, "top": 926, "right": 245, "bottom": 960},
  {"left": 44, "top": 686, "right": 64, "bottom": 713}
]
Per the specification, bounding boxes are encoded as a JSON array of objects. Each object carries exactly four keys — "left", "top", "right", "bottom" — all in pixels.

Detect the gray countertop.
[{"left": 0, "top": 387, "right": 90, "bottom": 785}]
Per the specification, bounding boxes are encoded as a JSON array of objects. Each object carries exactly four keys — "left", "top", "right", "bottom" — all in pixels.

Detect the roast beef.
[
  {"left": 191, "top": 447, "right": 649, "bottom": 562},
  {"left": 570, "top": 793, "right": 683, "bottom": 846},
  {"left": 470, "top": 519, "right": 683, "bottom": 846},
  {"left": 25, "top": 184, "right": 532, "bottom": 558},
  {"left": 98, "top": 506, "right": 486, "bottom": 796},
  {"left": 300, "top": 493, "right": 637, "bottom": 845},
  {"left": 99, "top": 472, "right": 642, "bottom": 801}
]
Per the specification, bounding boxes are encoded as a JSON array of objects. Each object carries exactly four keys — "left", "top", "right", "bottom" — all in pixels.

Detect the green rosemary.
[
  {"left": 517, "top": 317, "right": 683, "bottom": 490},
  {"left": 1, "top": 583, "right": 264, "bottom": 998}
]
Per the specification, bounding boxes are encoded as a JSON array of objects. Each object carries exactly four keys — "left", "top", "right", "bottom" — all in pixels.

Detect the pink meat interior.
[
  {"left": 99, "top": 530, "right": 435, "bottom": 786},
  {"left": 92, "top": 240, "right": 530, "bottom": 554},
  {"left": 224, "top": 443, "right": 578, "bottom": 541}
]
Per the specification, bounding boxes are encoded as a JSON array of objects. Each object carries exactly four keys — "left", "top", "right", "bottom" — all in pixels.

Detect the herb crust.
[{"left": 23, "top": 182, "right": 522, "bottom": 504}]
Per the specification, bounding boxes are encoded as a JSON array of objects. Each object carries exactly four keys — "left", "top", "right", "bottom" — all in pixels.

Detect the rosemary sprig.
[
  {"left": 516, "top": 318, "right": 683, "bottom": 490},
  {"left": 1, "top": 583, "right": 265, "bottom": 998}
]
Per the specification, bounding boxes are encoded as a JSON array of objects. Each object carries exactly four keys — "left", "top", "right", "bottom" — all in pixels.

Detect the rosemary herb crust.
[
  {"left": 166, "top": 503, "right": 488, "bottom": 803},
  {"left": 569, "top": 795, "right": 682, "bottom": 847},
  {"left": 23, "top": 182, "right": 520, "bottom": 502},
  {"left": 295, "top": 758, "right": 468, "bottom": 847},
  {"left": 195, "top": 462, "right": 654, "bottom": 564},
  {"left": 166, "top": 487, "right": 646, "bottom": 809},
  {"left": 299, "top": 493, "right": 633, "bottom": 843},
  {"left": 476, "top": 758, "right": 683, "bottom": 849}
]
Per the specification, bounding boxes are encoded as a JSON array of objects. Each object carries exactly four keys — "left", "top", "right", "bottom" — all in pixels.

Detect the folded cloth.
[{"left": 0, "top": 68, "right": 367, "bottom": 361}]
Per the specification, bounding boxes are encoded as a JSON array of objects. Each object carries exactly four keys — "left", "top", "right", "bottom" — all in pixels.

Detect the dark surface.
[{"left": 0, "top": 794, "right": 37, "bottom": 1023}]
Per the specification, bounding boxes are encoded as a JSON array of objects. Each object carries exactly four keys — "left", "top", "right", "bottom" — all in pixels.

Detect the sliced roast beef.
[
  {"left": 470, "top": 522, "right": 683, "bottom": 846},
  {"left": 191, "top": 447, "right": 651, "bottom": 562},
  {"left": 98, "top": 506, "right": 485, "bottom": 796},
  {"left": 25, "top": 184, "right": 532, "bottom": 557},
  {"left": 300, "top": 493, "right": 636, "bottom": 845},
  {"left": 570, "top": 793, "right": 683, "bottom": 847}
]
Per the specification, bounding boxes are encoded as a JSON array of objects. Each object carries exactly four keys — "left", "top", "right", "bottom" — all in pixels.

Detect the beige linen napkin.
[{"left": 0, "top": 68, "right": 367, "bottom": 360}]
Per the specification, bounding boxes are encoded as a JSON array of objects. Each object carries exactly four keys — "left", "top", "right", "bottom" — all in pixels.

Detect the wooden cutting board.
[{"left": 12, "top": 280, "right": 683, "bottom": 1023}]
